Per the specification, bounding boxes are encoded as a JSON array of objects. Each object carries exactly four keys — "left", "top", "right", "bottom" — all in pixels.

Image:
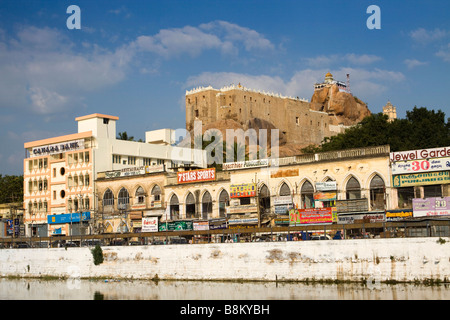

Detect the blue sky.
[{"left": 0, "top": 0, "right": 449, "bottom": 175}]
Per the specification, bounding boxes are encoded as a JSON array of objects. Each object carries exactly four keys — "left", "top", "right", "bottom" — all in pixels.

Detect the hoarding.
[
  {"left": 47, "top": 212, "right": 91, "bottom": 224},
  {"left": 142, "top": 217, "right": 158, "bottom": 232},
  {"left": 209, "top": 218, "right": 227, "bottom": 230},
  {"left": 386, "top": 209, "right": 413, "bottom": 221},
  {"left": 177, "top": 168, "right": 216, "bottom": 184},
  {"left": 413, "top": 197, "right": 450, "bottom": 217},
  {"left": 158, "top": 220, "right": 193, "bottom": 231},
  {"left": 391, "top": 157, "right": 450, "bottom": 175},
  {"left": 289, "top": 208, "right": 333, "bottom": 225},
  {"left": 105, "top": 165, "right": 165, "bottom": 179},
  {"left": 336, "top": 199, "right": 369, "bottom": 213},
  {"left": 230, "top": 183, "right": 256, "bottom": 198},
  {"left": 315, "top": 181, "right": 337, "bottom": 191},
  {"left": 32, "top": 139, "right": 84, "bottom": 157},
  {"left": 392, "top": 171, "right": 450, "bottom": 187},
  {"left": 390, "top": 146, "right": 450, "bottom": 162},
  {"left": 193, "top": 220, "right": 210, "bottom": 231},
  {"left": 223, "top": 159, "right": 269, "bottom": 170},
  {"left": 226, "top": 204, "right": 257, "bottom": 214}
]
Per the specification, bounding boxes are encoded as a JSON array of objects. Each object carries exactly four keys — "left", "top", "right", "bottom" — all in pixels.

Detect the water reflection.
[{"left": 0, "top": 278, "right": 448, "bottom": 300}]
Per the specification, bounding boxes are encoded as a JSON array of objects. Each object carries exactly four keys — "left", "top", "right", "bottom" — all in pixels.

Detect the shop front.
[{"left": 47, "top": 212, "right": 91, "bottom": 237}]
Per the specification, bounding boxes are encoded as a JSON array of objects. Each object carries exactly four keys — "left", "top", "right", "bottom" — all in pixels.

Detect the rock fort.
[{"left": 185, "top": 73, "right": 371, "bottom": 156}]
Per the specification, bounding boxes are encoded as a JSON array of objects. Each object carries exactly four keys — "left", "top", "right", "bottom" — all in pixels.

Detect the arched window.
[
  {"left": 218, "top": 189, "right": 229, "bottom": 217},
  {"left": 170, "top": 194, "right": 180, "bottom": 220},
  {"left": 103, "top": 189, "right": 114, "bottom": 207},
  {"left": 259, "top": 184, "right": 270, "bottom": 213},
  {"left": 301, "top": 180, "right": 314, "bottom": 208},
  {"left": 346, "top": 176, "right": 361, "bottom": 199},
  {"left": 370, "top": 175, "right": 385, "bottom": 210},
  {"left": 279, "top": 182, "right": 291, "bottom": 196},
  {"left": 151, "top": 185, "right": 161, "bottom": 201},
  {"left": 185, "top": 192, "right": 196, "bottom": 219},
  {"left": 135, "top": 186, "right": 145, "bottom": 204},
  {"left": 202, "top": 191, "right": 212, "bottom": 219},
  {"left": 118, "top": 187, "right": 129, "bottom": 209}
]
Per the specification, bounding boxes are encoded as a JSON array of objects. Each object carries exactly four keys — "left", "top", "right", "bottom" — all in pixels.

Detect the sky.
[{"left": 0, "top": 0, "right": 449, "bottom": 175}]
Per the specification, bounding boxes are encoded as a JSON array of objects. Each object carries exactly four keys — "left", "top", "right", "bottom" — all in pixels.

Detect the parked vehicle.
[
  {"left": 82, "top": 239, "right": 102, "bottom": 247},
  {"left": 169, "top": 236, "right": 187, "bottom": 244},
  {"left": 151, "top": 240, "right": 165, "bottom": 245},
  {"left": 310, "top": 235, "right": 331, "bottom": 240}
]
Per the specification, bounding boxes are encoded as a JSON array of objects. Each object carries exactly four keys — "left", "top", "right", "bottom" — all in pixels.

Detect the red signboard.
[
  {"left": 289, "top": 207, "right": 333, "bottom": 225},
  {"left": 177, "top": 168, "right": 216, "bottom": 184}
]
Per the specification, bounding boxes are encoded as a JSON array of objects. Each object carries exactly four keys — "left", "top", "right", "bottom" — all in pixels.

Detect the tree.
[
  {"left": 0, "top": 175, "right": 23, "bottom": 204},
  {"left": 302, "top": 107, "right": 450, "bottom": 153},
  {"left": 117, "top": 131, "right": 135, "bottom": 141}
]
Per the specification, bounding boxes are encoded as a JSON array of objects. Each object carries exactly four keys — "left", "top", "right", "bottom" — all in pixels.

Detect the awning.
[{"left": 143, "top": 210, "right": 164, "bottom": 217}]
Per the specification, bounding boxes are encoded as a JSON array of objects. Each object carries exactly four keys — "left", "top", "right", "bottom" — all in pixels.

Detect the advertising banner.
[
  {"left": 338, "top": 213, "right": 385, "bottom": 224},
  {"left": 313, "top": 192, "right": 337, "bottom": 201},
  {"left": 228, "top": 217, "right": 259, "bottom": 225},
  {"left": 336, "top": 199, "right": 369, "bottom": 213},
  {"left": 223, "top": 159, "right": 269, "bottom": 170},
  {"left": 158, "top": 220, "right": 193, "bottom": 231},
  {"left": 289, "top": 208, "right": 333, "bottom": 225},
  {"left": 177, "top": 168, "right": 216, "bottom": 184},
  {"left": 142, "top": 217, "right": 158, "bottom": 232},
  {"left": 392, "top": 171, "right": 450, "bottom": 187},
  {"left": 226, "top": 204, "right": 258, "bottom": 214},
  {"left": 413, "top": 197, "right": 450, "bottom": 217},
  {"left": 315, "top": 181, "right": 337, "bottom": 191},
  {"left": 230, "top": 183, "right": 256, "bottom": 198},
  {"left": 193, "top": 220, "right": 210, "bottom": 231},
  {"left": 47, "top": 212, "right": 91, "bottom": 224},
  {"left": 391, "top": 157, "right": 450, "bottom": 175},
  {"left": 209, "top": 218, "right": 227, "bottom": 230},
  {"left": 386, "top": 209, "right": 413, "bottom": 221},
  {"left": 390, "top": 146, "right": 450, "bottom": 162}
]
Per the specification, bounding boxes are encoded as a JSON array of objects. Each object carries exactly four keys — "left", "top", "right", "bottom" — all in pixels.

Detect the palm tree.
[{"left": 117, "top": 131, "right": 135, "bottom": 141}]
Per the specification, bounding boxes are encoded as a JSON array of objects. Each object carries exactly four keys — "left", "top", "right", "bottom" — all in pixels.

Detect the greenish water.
[{"left": 0, "top": 278, "right": 448, "bottom": 300}]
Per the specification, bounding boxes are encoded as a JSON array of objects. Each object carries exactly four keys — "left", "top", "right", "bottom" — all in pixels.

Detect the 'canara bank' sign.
[{"left": 32, "top": 139, "right": 85, "bottom": 157}]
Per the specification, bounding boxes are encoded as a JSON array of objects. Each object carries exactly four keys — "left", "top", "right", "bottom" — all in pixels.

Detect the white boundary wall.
[{"left": 1, "top": 238, "right": 449, "bottom": 283}]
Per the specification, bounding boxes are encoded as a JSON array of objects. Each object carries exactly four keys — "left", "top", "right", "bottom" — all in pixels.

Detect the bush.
[{"left": 91, "top": 244, "right": 104, "bottom": 265}]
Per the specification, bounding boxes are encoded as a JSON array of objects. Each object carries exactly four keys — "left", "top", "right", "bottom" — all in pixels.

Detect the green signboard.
[
  {"left": 392, "top": 171, "right": 450, "bottom": 188},
  {"left": 158, "top": 220, "right": 193, "bottom": 231}
]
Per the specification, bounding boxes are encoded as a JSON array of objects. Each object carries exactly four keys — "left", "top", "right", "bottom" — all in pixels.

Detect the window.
[
  {"left": 170, "top": 194, "right": 180, "bottom": 220},
  {"left": 259, "top": 184, "right": 270, "bottom": 213},
  {"left": 296, "top": 117, "right": 299, "bottom": 125},
  {"left": 53, "top": 190, "right": 56, "bottom": 200},
  {"left": 301, "top": 181, "right": 314, "bottom": 208},
  {"left": 423, "top": 185, "right": 442, "bottom": 198},
  {"left": 397, "top": 187, "right": 415, "bottom": 208},
  {"left": 113, "top": 155, "right": 121, "bottom": 164},
  {"left": 346, "top": 176, "right": 361, "bottom": 199},
  {"left": 53, "top": 168, "right": 56, "bottom": 178},
  {"left": 370, "top": 175, "right": 385, "bottom": 210},
  {"left": 151, "top": 185, "right": 161, "bottom": 201},
  {"left": 185, "top": 192, "right": 196, "bottom": 219},
  {"left": 103, "top": 189, "right": 114, "bottom": 207},
  {"left": 202, "top": 191, "right": 212, "bottom": 220},
  {"left": 118, "top": 188, "right": 130, "bottom": 209},
  {"left": 128, "top": 156, "right": 136, "bottom": 165},
  {"left": 85, "top": 174, "right": 89, "bottom": 186},
  {"left": 136, "top": 186, "right": 145, "bottom": 204},
  {"left": 279, "top": 182, "right": 291, "bottom": 196},
  {"left": 84, "top": 151, "right": 89, "bottom": 163},
  {"left": 143, "top": 158, "right": 152, "bottom": 166},
  {"left": 195, "top": 109, "right": 199, "bottom": 117},
  {"left": 219, "top": 190, "right": 229, "bottom": 218}
]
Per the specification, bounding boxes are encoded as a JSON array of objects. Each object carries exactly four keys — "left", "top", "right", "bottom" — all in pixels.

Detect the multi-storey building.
[{"left": 23, "top": 113, "right": 206, "bottom": 237}]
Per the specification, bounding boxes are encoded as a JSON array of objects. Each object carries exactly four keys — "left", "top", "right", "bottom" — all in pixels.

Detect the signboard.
[
  {"left": 386, "top": 209, "right": 413, "bottom": 222},
  {"left": 274, "top": 204, "right": 293, "bottom": 214},
  {"left": 228, "top": 217, "right": 259, "bottom": 225},
  {"left": 226, "top": 204, "right": 257, "bottom": 214},
  {"left": 392, "top": 171, "right": 450, "bottom": 187},
  {"left": 47, "top": 212, "right": 91, "bottom": 224},
  {"left": 390, "top": 146, "right": 450, "bottom": 162},
  {"left": 336, "top": 199, "right": 369, "bottom": 213},
  {"left": 177, "top": 168, "right": 216, "bottom": 184},
  {"left": 391, "top": 157, "right": 450, "bottom": 175},
  {"left": 338, "top": 213, "right": 385, "bottom": 224},
  {"left": 413, "top": 197, "right": 450, "bottom": 217},
  {"left": 158, "top": 220, "right": 193, "bottom": 231},
  {"left": 193, "top": 220, "right": 210, "bottom": 231},
  {"left": 230, "top": 183, "right": 256, "bottom": 198},
  {"left": 223, "top": 159, "right": 269, "bottom": 170},
  {"left": 273, "top": 196, "right": 292, "bottom": 206},
  {"left": 313, "top": 192, "right": 337, "bottom": 201},
  {"left": 316, "top": 181, "right": 337, "bottom": 191},
  {"left": 32, "top": 139, "right": 84, "bottom": 157},
  {"left": 105, "top": 165, "right": 164, "bottom": 179},
  {"left": 209, "top": 218, "right": 227, "bottom": 230},
  {"left": 289, "top": 208, "right": 333, "bottom": 225},
  {"left": 142, "top": 217, "right": 158, "bottom": 232}
]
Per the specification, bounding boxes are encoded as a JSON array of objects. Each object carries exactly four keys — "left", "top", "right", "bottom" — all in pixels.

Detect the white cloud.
[
  {"left": 403, "top": 58, "right": 429, "bottom": 69},
  {"left": 0, "top": 26, "right": 130, "bottom": 114},
  {"left": 304, "top": 53, "right": 381, "bottom": 67},
  {"left": 132, "top": 20, "right": 274, "bottom": 58},
  {"left": 410, "top": 28, "right": 449, "bottom": 44},
  {"left": 436, "top": 43, "right": 450, "bottom": 62}
]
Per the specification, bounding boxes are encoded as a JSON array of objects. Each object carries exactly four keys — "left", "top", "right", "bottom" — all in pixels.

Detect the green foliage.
[
  {"left": 0, "top": 175, "right": 23, "bottom": 204},
  {"left": 91, "top": 244, "right": 104, "bottom": 265},
  {"left": 303, "top": 107, "right": 450, "bottom": 153},
  {"left": 117, "top": 131, "right": 135, "bottom": 141}
]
